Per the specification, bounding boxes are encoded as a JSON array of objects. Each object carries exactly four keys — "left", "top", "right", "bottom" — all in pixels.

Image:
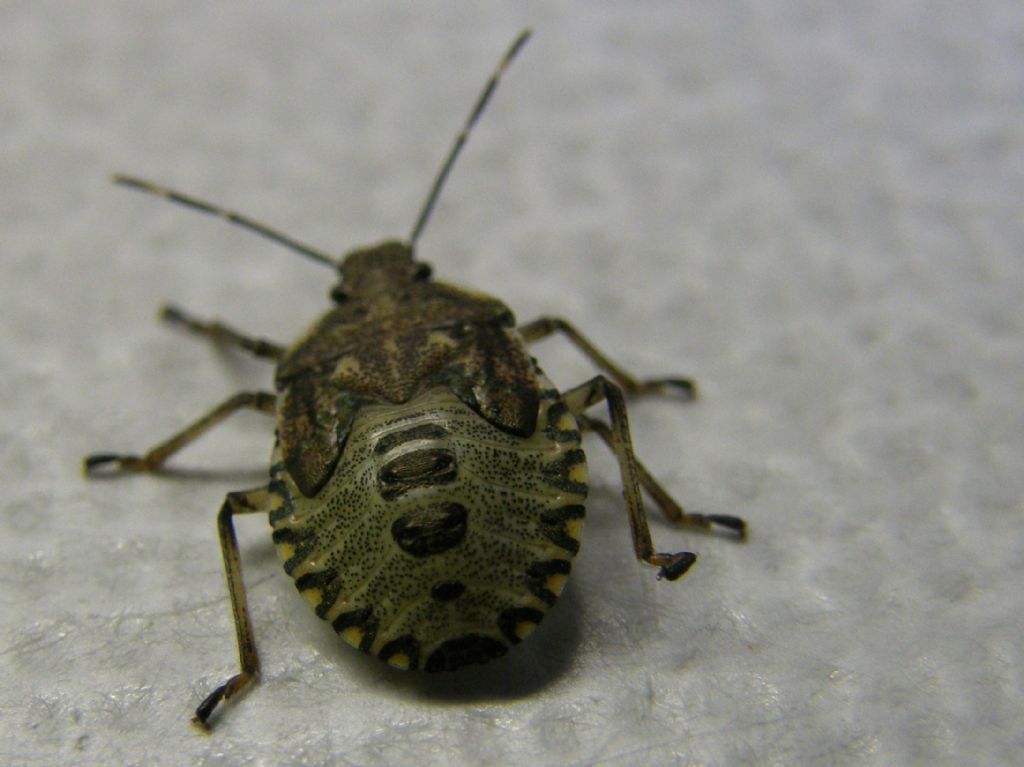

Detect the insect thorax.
[{"left": 267, "top": 380, "right": 588, "bottom": 672}]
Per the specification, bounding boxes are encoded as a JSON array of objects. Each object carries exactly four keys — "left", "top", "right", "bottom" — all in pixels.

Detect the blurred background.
[{"left": 2, "top": 3, "right": 1022, "bottom": 765}]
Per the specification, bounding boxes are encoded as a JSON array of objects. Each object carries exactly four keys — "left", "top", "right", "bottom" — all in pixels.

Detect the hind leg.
[
  {"left": 193, "top": 486, "right": 271, "bottom": 729},
  {"left": 519, "top": 316, "right": 696, "bottom": 399},
  {"left": 561, "top": 376, "right": 697, "bottom": 580}
]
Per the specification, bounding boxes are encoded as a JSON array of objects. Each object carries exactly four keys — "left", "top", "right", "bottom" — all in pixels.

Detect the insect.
[{"left": 84, "top": 30, "right": 746, "bottom": 729}]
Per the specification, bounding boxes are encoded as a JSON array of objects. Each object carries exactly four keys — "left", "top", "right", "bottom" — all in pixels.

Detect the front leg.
[{"left": 161, "top": 304, "right": 286, "bottom": 361}]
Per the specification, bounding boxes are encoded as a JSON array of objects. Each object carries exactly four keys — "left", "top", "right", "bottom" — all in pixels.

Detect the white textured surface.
[{"left": 3, "top": 3, "right": 1023, "bottom": 766}]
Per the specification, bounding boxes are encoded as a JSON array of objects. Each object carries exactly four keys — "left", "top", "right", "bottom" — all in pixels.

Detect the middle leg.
[
  {"left": 84, "top": 391, "right": 277, "bottom": 475},
  {"left": 193, "top": 486, "right": 271, "bottom": 729},
  {"left": 518, "top": 316, "right": 696, "bottom": 399}
]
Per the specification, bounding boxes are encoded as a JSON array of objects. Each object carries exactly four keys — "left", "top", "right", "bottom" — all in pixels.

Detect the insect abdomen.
[{"left": 268, "top": 378, "right": 587, "bottom": 671}]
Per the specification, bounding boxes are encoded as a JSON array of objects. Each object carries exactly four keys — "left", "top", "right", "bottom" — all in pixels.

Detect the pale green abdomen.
[{"left": 267, "top": 382, "right": 586, "bottom": 672}]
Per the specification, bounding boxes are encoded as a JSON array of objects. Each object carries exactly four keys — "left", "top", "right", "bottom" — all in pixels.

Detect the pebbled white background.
[{"left": 2, "top": 3, "right": 1022, "bottom": 766}]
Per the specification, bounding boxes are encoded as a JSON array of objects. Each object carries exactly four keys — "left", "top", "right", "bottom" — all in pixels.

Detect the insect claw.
[
  {"left": 648, "top": 378, "right": 698, "bottom": 400},
  {"left": 83, "top": 453, "right": 118, "bottom": 473},
  {"left": 192, "top": 684, "right": 227, "bottom": 730},
  {"left": 193, "top": 671, "right": 253, "bottom": 730},
  {"left": 684, "top": 512, "right": 747, "bottom": 540},
  {"left": 82, "top": 453, "right": 149, "bottom": 475},
  {"left": 705, "top": 514, "right": 747, "bottom": 539},
  {"left": 160, "top": 304, "right": 188, "bottom": 325},
  {"left": 654, "top": 552, "right": 698, "bottom": 581}
]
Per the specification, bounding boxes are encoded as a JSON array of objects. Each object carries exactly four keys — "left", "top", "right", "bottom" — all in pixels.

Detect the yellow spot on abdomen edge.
[
  {"left": 387, "top": 653, "right": 411, "bottom": 670},
  {"left": 341, "top": 627, "right": 364, "bottom": 649},
  {"left": 568, "top": 462, "right": 587, "bottom": 485},
  {"left": 564, "top": 517, "right": 584, "bottom": 543},
  {"left": 515, "top": 622, "right": 538, "bottom": 642},
  {"left": 545, "top": 573, "right": 568, "bottom": 596},
  {"left": 557, "top": 413, "right": 577, "bottom": 433},
  {"left": 277, "top": 543, "right": 296, "bottom": 561}
]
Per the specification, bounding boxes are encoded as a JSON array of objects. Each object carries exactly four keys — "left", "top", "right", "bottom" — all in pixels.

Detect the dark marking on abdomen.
[
  {"left": 541, "top": 448, "right": 587, "bottom": 494},
  {"left": 374, "top": 423, "right": 449, "bottom": 455},
  {"left": 544, "top": 401, "right": 580, "bottom": 442},
  {"left": 391, "top": 502, "right": 468, "bottom": 557},
  {"left": 332, "top": 608, "right": 379, "bottom": 652},
  {"left": 538, "top": 504, "right": 586, "bottom": 555},
  {"left": 424, "top": 635, "right": 508, "bottom": 672},
  {"left": 273, "top": 526, "right": 318, "bottom": 576},
  {"left": 430, "top": 580, "right": 467, "bottom": 602},
  {"left": 378, "top": 635, "right": 421, "bottom": 670},
  {"left": 293, "top": 569, "right": 342, "bottom": 619},
  {"left": 526, "top": 559, "right": 572, "bottom": 605},
  {"left": 497, "top": 606, "right": 545, "bottom": 645},
  {"left": 378, "top": 447, "right": 457, "bottom": 500}
]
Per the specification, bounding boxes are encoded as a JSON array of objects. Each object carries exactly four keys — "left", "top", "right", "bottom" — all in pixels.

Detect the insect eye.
[
  {"left": 413, "top": 263, "right": 432, "bottom": 281},
  {"left": 330, "top": 285, "right": 349, "bottom": 303}
]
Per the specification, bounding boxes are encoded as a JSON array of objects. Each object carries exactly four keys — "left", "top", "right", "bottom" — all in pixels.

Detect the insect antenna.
[
  {"left": 408, "top": 28, "right": 532, "bottom": 246},
  {"left": 112, "top": 174, "right": 338, "bottom": 268}
]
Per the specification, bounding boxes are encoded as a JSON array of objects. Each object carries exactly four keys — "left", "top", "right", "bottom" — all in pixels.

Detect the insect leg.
[
  {"left": 575, "top": 413, "right": 745, "bottom": 539},
  {"left": 83, "top": 391, "right": 277, "bottom": 474},
  {"left": 193, "top": 486, "right": 269, "bottom": 729},
  {"left": 561, "top": 375, "right": 696, "bottom": 581},
  {"left": 518, "top": 316, "right": 696, "bottom": 399},
  {"left": 161, "top": 304, "right": 286, "bottom": 361}
]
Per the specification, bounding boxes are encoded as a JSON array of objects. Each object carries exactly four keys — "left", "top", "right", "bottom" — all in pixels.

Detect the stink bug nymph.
[{"left": 85, "top": 30, "right": 746, "bottom": 729}]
